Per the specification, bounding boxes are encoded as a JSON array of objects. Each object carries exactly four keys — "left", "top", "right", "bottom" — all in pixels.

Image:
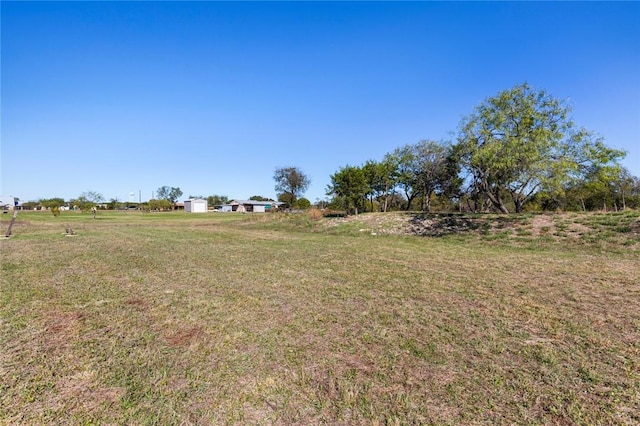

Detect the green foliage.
[
  {"left": 207, "top": 194, "right": 229, "bottom": 206},
  {"left": 148, "top": 199, "right": 172, "bottom": 210},
  {"left": 107, "top": 198, "right": 123, "bottom": 210},
  {"left": 250, "top": 195, "right": 273, "bottom": 202},
  {"left": 293, "top": 197, "right": 311, "bottom": 209},
  {"left": 456, "top": 83, "right": 626, "bottom": 213},
  {"left": 39, "top": 197, "right": 65, "bottom": 209},
  {"left": 274, "top": 166, "right": 311, "bottom": 206},
  {"left": 327, "top": 165, "right": 369, "bottom": 215},
  {"left": 20, "top": 201, "right": 38, "bottom": 210},
  {"left": 156, "top": 186, "right": 183, "bottom": 203},
  {"left": 362, "top": 158, "right": 399, "bottom": 212}
]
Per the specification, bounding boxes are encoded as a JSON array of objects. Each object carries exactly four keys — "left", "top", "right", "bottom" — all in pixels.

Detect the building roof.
[{"left": 230, "top": 200, "right": 283, "bottom": 206}]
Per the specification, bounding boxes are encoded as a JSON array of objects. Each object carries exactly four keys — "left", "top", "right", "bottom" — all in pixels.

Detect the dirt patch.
[
  {"left": 529, "top": 215, "right": 557, "bottom": 237},
  {"left": 50, "top": 370, "right": 125, "bottom": 413},
  {"left": 166, "top": 326, "right": 206, "bottom": 347},
  {"left": 43, "top": 310, "right": 87, "bottom": 351}
]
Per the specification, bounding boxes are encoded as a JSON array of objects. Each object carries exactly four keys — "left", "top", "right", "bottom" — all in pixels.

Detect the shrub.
[{"left": 307, "top": 208, "right": 324, "bottom": 221}]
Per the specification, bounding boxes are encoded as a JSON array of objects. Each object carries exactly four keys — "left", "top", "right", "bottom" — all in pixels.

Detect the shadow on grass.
[
  {"left": 409, "top": 213, "right": 484, "bottom": 237},
  {"left": 407, "top": 212, "right": 532, "bottom": 237}
]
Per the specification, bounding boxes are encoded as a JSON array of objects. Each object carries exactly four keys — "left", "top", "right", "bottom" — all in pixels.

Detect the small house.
[{"left": 228, "top": 200, "right": 284, "bottom": 213}]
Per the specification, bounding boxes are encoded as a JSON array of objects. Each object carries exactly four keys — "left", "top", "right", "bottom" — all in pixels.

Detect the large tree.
[
  {"left": 389, "top": 140, "right": 459, "bottom": 211},
  {"left": 273, "top": 166, "right": 311, "bottom": 206},
  {"left": 156, "top": 186, "right": 183, "bottom": 203},
  {"left": 412, "top": 140, "right": 461, "bottom": 212},
  {"left": 456, "top": 83, "right": 625, "bottom": 213},
  {"left": 327, "top": 165, "right": 368, "bottom": 215},
  {"left": 362, "top": 157, "right": 399, "bottom": 212}
]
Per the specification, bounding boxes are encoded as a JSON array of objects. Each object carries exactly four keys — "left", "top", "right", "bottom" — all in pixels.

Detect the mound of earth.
[{"left": 323, "top": 211, "right": 640, "bottom": 243}]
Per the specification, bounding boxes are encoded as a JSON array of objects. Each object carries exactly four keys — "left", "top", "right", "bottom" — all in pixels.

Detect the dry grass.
[{"left": 1, "top": 210, "right": 639, "bottom": 425}]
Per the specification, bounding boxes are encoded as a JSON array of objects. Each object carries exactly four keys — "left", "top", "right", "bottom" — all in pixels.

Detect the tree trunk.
[
  {"left": 514, "top": 197, "right": 525, "bottom": 214},
  {"left": 425, "top": 191, "right": 432, "bottom": 213},
  {"left": 486, "top": 191, "right": 510, "bottom": 214}
]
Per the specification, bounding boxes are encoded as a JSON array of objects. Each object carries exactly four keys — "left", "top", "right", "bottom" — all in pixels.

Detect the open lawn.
[{"left": 1, "top": 210, "right": 639, "bottom": 425}]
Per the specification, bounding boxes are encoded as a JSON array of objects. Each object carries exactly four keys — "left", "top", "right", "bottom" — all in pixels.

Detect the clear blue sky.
[{"left": 2, "top": 1, "right": 639, "bottom": 203}]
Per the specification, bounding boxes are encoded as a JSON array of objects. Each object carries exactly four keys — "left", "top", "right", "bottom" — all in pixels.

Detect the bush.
[
  {"left": 307, "top": 208, "right": 324, "bottom": 221},
  {"left": 294, "top": 198, "right": 311, "bottom": 209}
]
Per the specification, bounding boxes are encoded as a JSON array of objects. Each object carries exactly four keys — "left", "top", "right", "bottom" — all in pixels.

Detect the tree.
[
  {"left": 207, "top": 195, "right": 229, "bottom": 206},
  {"left": 392, "top": 144, "right": 420, "bottom": 210},
  {"left": 74, "top": 191, "right": 104, "bottom": 211},
  {"left": 21, "top": 200, "right": 38, "bottom": 210},
  {"left": 377, "top": 155, "right": 401, "bottom": 212},
  {"left": 250, "top": 195, "right": 273, "bottom": 201},
  {"left": 616, "top": 167, "right": 638, "bottom": 210},
  {"left": 108, "top": 197, "right": 125, "bottom": 210},
  {"left": 148, "top": 199, "right": 172, "bottom": 211},
  {"left": 387, "top": 141, "right": 459, "bottom": 211},
  {"left": 456, "top": 83, "right": 625, "bottom": 213},
  {"left": 362, "top": 158, "right": 399, "bottom": 212},
  {"left": 327, "top": 165, "right": 369, "bottom": 215},
  {"left": 293, "top": 197, "right": 311, "bottom": 209},
  {"left": 156, "top": 186, "right": 183, "bottom": 203},
  {"left": 39, "top": 198, "right": 65, "bottom": 209},
  {"left": 274, "top": 166, "right": 311, "bottom": 206},
  {"left": 412, "top": 140, "right": 461, "bottom": 212}
]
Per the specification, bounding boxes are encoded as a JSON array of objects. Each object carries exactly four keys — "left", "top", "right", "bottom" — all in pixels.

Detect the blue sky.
[{"left": 2, "top": 1, "right": 639, "bottom": 203}]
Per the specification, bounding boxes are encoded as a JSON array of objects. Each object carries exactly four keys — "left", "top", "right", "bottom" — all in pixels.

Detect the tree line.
[{"left": 326, "top": 83, "right": 638, "bottom": 214}]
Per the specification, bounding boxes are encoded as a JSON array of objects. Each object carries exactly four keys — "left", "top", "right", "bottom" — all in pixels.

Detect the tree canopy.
[
  {"left": 207, "top": 195, "right": 229, "bottom": 206},
  {"left": 156, "top": 186, "right": 183, "bottom": 204},
  {"left": 73, "top": 191, "right": 104, "bottom": 210},
  {"left": 274, "top": 166, "right": 311, "bottom": 206},
  {"left": 327, "top": 165, "right": 369, "bottom": 215},
  {"left": 456, "top": 83, "right": 626, "bottom": 213}
]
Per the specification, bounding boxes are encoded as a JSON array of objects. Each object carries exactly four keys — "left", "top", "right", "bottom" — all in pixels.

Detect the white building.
[{"left": 184, "top": 198, "right": 207, "bottom": 213}]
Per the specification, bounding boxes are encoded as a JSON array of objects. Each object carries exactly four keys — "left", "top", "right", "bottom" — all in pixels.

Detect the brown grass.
[{"left": 1, "top": 210, "right": 638, "bottom": 425}]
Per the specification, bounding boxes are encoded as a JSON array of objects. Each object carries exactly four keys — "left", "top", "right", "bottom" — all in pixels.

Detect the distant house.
[
  {"left": 224, "top": 200, "right": 284, "bottom": 213},
  {"left": 185, "top": 198, "right": 207, "bottom": 213}
]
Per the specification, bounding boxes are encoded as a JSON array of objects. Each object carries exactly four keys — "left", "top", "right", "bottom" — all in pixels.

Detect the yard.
[{"left": 1, "top": 210, "right": 639, "bottom": 425}]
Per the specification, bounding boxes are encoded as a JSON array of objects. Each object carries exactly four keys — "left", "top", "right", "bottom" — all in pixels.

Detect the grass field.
[{"left": 1, "top": 210, "right": 639, "bottom": 425}]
